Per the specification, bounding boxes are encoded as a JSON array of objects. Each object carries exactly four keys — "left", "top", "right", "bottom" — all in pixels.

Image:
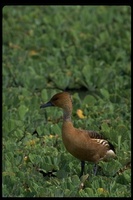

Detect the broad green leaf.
[
  {"left": 82, "top": 95, "right": 96, "bottom": 106},
  {"left": 18, "top": 105, "right": 29, "bottom": 120},
  {"left": 41, "top": 89, "right": 48, "bottom": 101},
  {"left": 101, "top": 122, "right": 110, "bottom": 133},
  {"left": 51, "top": 124, "right": 61, "bottom": 135},
  {"left": 100, "top": 88, "right": 110, "bottom": 99}
]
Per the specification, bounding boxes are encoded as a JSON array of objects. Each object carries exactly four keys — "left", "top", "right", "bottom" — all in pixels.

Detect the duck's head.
[{"left": 40, "top": 92, "right": 72, "bottom": 110}]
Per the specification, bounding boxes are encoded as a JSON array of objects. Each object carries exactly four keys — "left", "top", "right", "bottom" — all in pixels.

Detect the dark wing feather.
[{"left": 87, "top": 130, "right": 104, "bottom": 139}]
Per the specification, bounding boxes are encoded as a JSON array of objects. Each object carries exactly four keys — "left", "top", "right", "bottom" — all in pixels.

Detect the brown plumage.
[{"left": 40, "top": 92, "right": 116, "bottom": 176}]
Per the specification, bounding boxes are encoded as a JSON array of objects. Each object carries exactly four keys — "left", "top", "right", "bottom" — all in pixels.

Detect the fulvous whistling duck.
[{"left": 40, "top": 92, "right": 116, "bottom": 177}]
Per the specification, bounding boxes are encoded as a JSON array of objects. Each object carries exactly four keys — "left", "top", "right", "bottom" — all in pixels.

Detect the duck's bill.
[{"left": 40, "top": 101, "right": 54, "bottom": 108}]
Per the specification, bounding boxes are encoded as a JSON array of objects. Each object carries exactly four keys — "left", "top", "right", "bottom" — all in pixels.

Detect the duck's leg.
[
  {"left": 93, "top": 164, "right": 98, "bottom": 175},
  {"left": 80, "top": 161, "right": 85, "bottom": 177}
]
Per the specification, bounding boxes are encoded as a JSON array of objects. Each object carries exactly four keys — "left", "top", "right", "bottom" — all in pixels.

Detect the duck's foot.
[
  {"left": 93, "top": 164, "right": 98, "bottom": 175},
  {"left": 79, "top": 161, "right": 85, "bottom": 178}
]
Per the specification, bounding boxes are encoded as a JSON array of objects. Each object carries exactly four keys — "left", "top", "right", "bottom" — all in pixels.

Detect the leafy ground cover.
[{"left": 2, "top": 5, "right": 131, "bottom": 197}]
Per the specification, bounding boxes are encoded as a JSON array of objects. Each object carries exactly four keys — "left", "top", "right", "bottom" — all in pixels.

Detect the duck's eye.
[{"left": 53, "top": 97, "right": 58, "bottom": 101}]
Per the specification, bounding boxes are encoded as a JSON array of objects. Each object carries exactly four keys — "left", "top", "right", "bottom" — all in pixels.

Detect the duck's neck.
[{"left": 63, "top": 108, "right": 72, "bottom": 122}]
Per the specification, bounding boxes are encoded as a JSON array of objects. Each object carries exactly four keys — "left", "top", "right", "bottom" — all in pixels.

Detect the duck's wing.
[{"left": 86, "top": 130, "right": 116, "bottom": 153}]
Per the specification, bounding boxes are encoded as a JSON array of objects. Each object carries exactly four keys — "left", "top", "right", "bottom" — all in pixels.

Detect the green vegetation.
[{"left": 2, "top": 6, "right": 131, "bottom": 197}]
